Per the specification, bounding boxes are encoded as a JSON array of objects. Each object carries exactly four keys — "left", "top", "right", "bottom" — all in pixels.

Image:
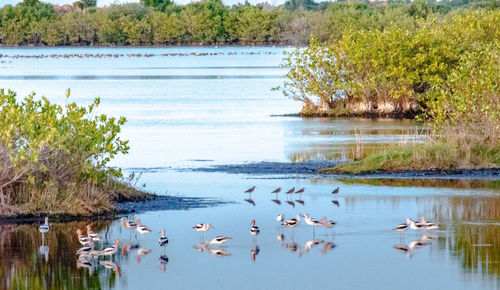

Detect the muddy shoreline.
[
  {"left": 0, "top": 195, "right": 229, "bottom": 224},
  {"left": 194, "top": 161, "right": 500, "bottom": 179}
]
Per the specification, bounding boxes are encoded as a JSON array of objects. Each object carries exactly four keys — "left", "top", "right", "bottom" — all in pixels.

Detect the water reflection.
[
  {"left": 393, "top": 234, "right": 438, "bottom": 259},
  {"left": 0, "top": 188, "right": 498, "bottom": 288}
]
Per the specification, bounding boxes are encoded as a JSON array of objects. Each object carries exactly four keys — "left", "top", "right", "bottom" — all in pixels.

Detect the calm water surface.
[{"left": 0, "top": 47, "right": 498, "bottom": 289}]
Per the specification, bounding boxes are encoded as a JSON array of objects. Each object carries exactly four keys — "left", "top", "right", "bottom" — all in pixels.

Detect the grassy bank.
[
  {"left": 0, "top": 89, "right": 150, "bottom": 217},
  {"left": 323, "top": 135, "right": 500, "bottom": 174}
]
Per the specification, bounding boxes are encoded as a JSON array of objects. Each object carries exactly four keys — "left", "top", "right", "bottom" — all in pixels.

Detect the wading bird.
[
  {"left": 245, "top": 186, "right": 256, "bottom": 193},
  {"left": 159, "top": 229, "right": 169, "bottom": 247}
]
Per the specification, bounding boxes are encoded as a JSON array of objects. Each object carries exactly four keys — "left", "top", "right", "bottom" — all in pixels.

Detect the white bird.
[
  {"left": 86, "top": 225, "right": 101, "bottom": 242},
  {"left": 193, "top": 223, "right": 212, "bottom": 233},
  {"left": 407, "top": 218, "right": 438, "bottom": 230},
  {"left": 159, "top": 229, "right": 169, "bottom": 246},
  {"left": 282, "top": 214, "right": 302, "bottom": 228},
  {"left": 276, "top": 214, "right": 285, "bottom": 223},
  {"left": 393, "top": 222, "right": 409, "bottom": 232},
  {"left": 207, "top": 236, "right": 231, "bottom": 245},
  {"left": 121, "top": 217, "right": 137, "bottom": 229},
  {"left": 136, "top": 219, "right": 152, "bottom": 235},
  {"left": 320, "top": 217, "right": 336, "bottom": 228},
  {"left": 250, "top": 220, "right": 260, "bottom": 236},
  {"left": 304, "top": 213, "right": 323, "bottom": 227},
  {"left": 39, "top": 217, "right": 50, "bottom": 234}
]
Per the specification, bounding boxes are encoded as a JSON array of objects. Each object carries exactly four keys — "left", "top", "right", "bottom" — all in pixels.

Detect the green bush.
[{"left": 0, "top": 89, "right": 138, "bottom": 215}]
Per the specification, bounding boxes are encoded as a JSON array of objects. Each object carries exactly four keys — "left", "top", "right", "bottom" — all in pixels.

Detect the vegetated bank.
[
  {"left": 0, "top": 89, "right": 152, "bottom": 219},
  {"left": 0, "top": 0, "right": 495, "bottom": 46},
  {"left": 278, "top": 8, "right": 499, "bottom": 172}
]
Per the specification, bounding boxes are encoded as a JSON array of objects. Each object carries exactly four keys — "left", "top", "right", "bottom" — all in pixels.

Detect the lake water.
[{"left": 0, "top": 47, "right": 498, "bottom": 290}]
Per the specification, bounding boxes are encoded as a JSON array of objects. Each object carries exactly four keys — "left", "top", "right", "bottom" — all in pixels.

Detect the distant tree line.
[{"left": 0, "top": 0, "right": 495, "bottom": 46}]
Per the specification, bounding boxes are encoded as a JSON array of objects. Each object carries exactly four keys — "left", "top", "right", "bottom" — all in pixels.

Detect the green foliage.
[
  {"left": 279, "top": 10, "right": 500, "bottom": 124},
  {"left": 0, "top": 89, "right": 129, "bottom": 185},
  {"left": 0, "top": 90, "right": 139, "bottom": 215},
  {"left": 0, "top": 0, "right": 492, "bottom": 46}
]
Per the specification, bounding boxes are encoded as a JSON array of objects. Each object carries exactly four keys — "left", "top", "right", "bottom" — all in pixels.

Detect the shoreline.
[
  {"left": 194, "top": 161, "right": 500, "bottom": 179},
  {"left": 0, "top": 195, "right": 229, "bottom": 224}
]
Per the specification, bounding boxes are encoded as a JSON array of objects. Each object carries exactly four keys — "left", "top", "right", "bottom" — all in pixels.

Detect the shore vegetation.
[
  {"left": 0, "top": 89, "right": 149, "bottom": 217},
  {"left": 277, "top": 5, "right": 499, "bottom": 172},
  {"left": 0, "top": 0, "right": 495, "bottom": 46}
]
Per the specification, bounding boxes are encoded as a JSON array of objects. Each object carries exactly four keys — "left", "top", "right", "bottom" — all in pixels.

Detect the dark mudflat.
[
  {"left": 0, "top": 195, "right": 228, "bottom": 224},
  {"left": 194, "top": 160, "right": 500, "bottom": 179},
  {"left": 193, "top": 160, "right": 346, "bottom": 175}
]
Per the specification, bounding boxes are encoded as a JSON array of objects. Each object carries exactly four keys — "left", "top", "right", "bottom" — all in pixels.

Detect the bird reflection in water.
[
  {"left": 100, "top": 260, "right": 120, "bottom": 277},
  {"left": 393, "top": 234, "right": 437, "bottom": 258},
  {"left": 159, "top": 255, "right": 169, "bottom": 272},
  {"left": 137, "top": 247, "right": 152, "bottom": 263},
  {"left": 295, "top": 188, "right": 305, "bottom": 205},
  {"left": 271, "top": 199, "right": 281, "bottom": 205},
  {"left": 305, "top": 239, "right": 324, "bottom": 253},
  {"left": 192, "top": 243, "right": 231, "bottom": 257},
  {"left": 38, "top": 217, "right": 50, "bottom": 263},
  {"left": 286, "top": 200, "right": 295, "bottom": 207},
  {"left": 244, "top": 198, "right": 256, "bottom": 206},
  {"left": 251, "top": 245, "right": 260, "bottom": 262},
  {"left": 121, "top": 243, "right": 139, "bottom": 256},
  {"left": 332, "top": 200, "right": 340, "bottom": 207},
  {"left": 77, "top": 255, "right": 95, "bottom": 275},
  {"left": 284, "top": 241, "right": 302, "bottom": 258},
  {"left": 321, "top": 242, "right": 336, "bottom": 255},
  {"left": 206, "top": 246, "right": 231, "bottom": 257}
]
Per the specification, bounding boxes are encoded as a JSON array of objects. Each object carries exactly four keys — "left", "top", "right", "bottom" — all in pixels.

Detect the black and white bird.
[
  {"left": 136, "top": 219, "right": 152, "bottom": 235},
  {"left": 393, "top": 222, "right": 409, "bottom": 232},
  {"left": 282, "top": 214, "right": 302, "bottom": 228},
  {"left": 295, "top": 187, "right": 305, "bottom": 194},
  {"left": 193, "top": 223, "right": 213, "bottom": 233},
  {"left": 86, "top": 225, "right": 101, "bottom": 243},
  {"left": 159, "top": 229, "right": 169, "bottom": 246},
  {"left": 276, "top": 214, "right": 285, "bottom": 223},
  {"left": 286, "top": 187, "right": 296, "bottom": 194},
  {"left": 332, "top": 187, "right": 340, "bottom": 194},
  {"left": 250, "top": 220, "right": 260, "bottom": 236}
]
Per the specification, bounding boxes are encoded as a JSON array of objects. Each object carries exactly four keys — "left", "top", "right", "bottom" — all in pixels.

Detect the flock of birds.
[
  {"left": 36, "top": 184, "right": 440, "bottom": 275},
  {"left": 244, "top": 185, "right": 340, "bottom": 207},
  {"left": 0, "top": 51, "right": 275, "bottom": 60}
]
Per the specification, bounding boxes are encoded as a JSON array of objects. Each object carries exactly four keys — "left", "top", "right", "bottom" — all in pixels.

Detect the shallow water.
[{"left": 0, "top": 47, "right": 499, "bottom": 289}]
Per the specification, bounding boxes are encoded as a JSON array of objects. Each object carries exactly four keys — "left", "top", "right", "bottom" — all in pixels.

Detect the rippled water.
[{"left": 0, "top": 47, "right": 498, "bottom": 289}]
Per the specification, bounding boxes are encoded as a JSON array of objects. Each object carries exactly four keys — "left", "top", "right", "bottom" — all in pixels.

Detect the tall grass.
[{"left": 326, "top": 126, "right": 500, "bottom": 174}]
